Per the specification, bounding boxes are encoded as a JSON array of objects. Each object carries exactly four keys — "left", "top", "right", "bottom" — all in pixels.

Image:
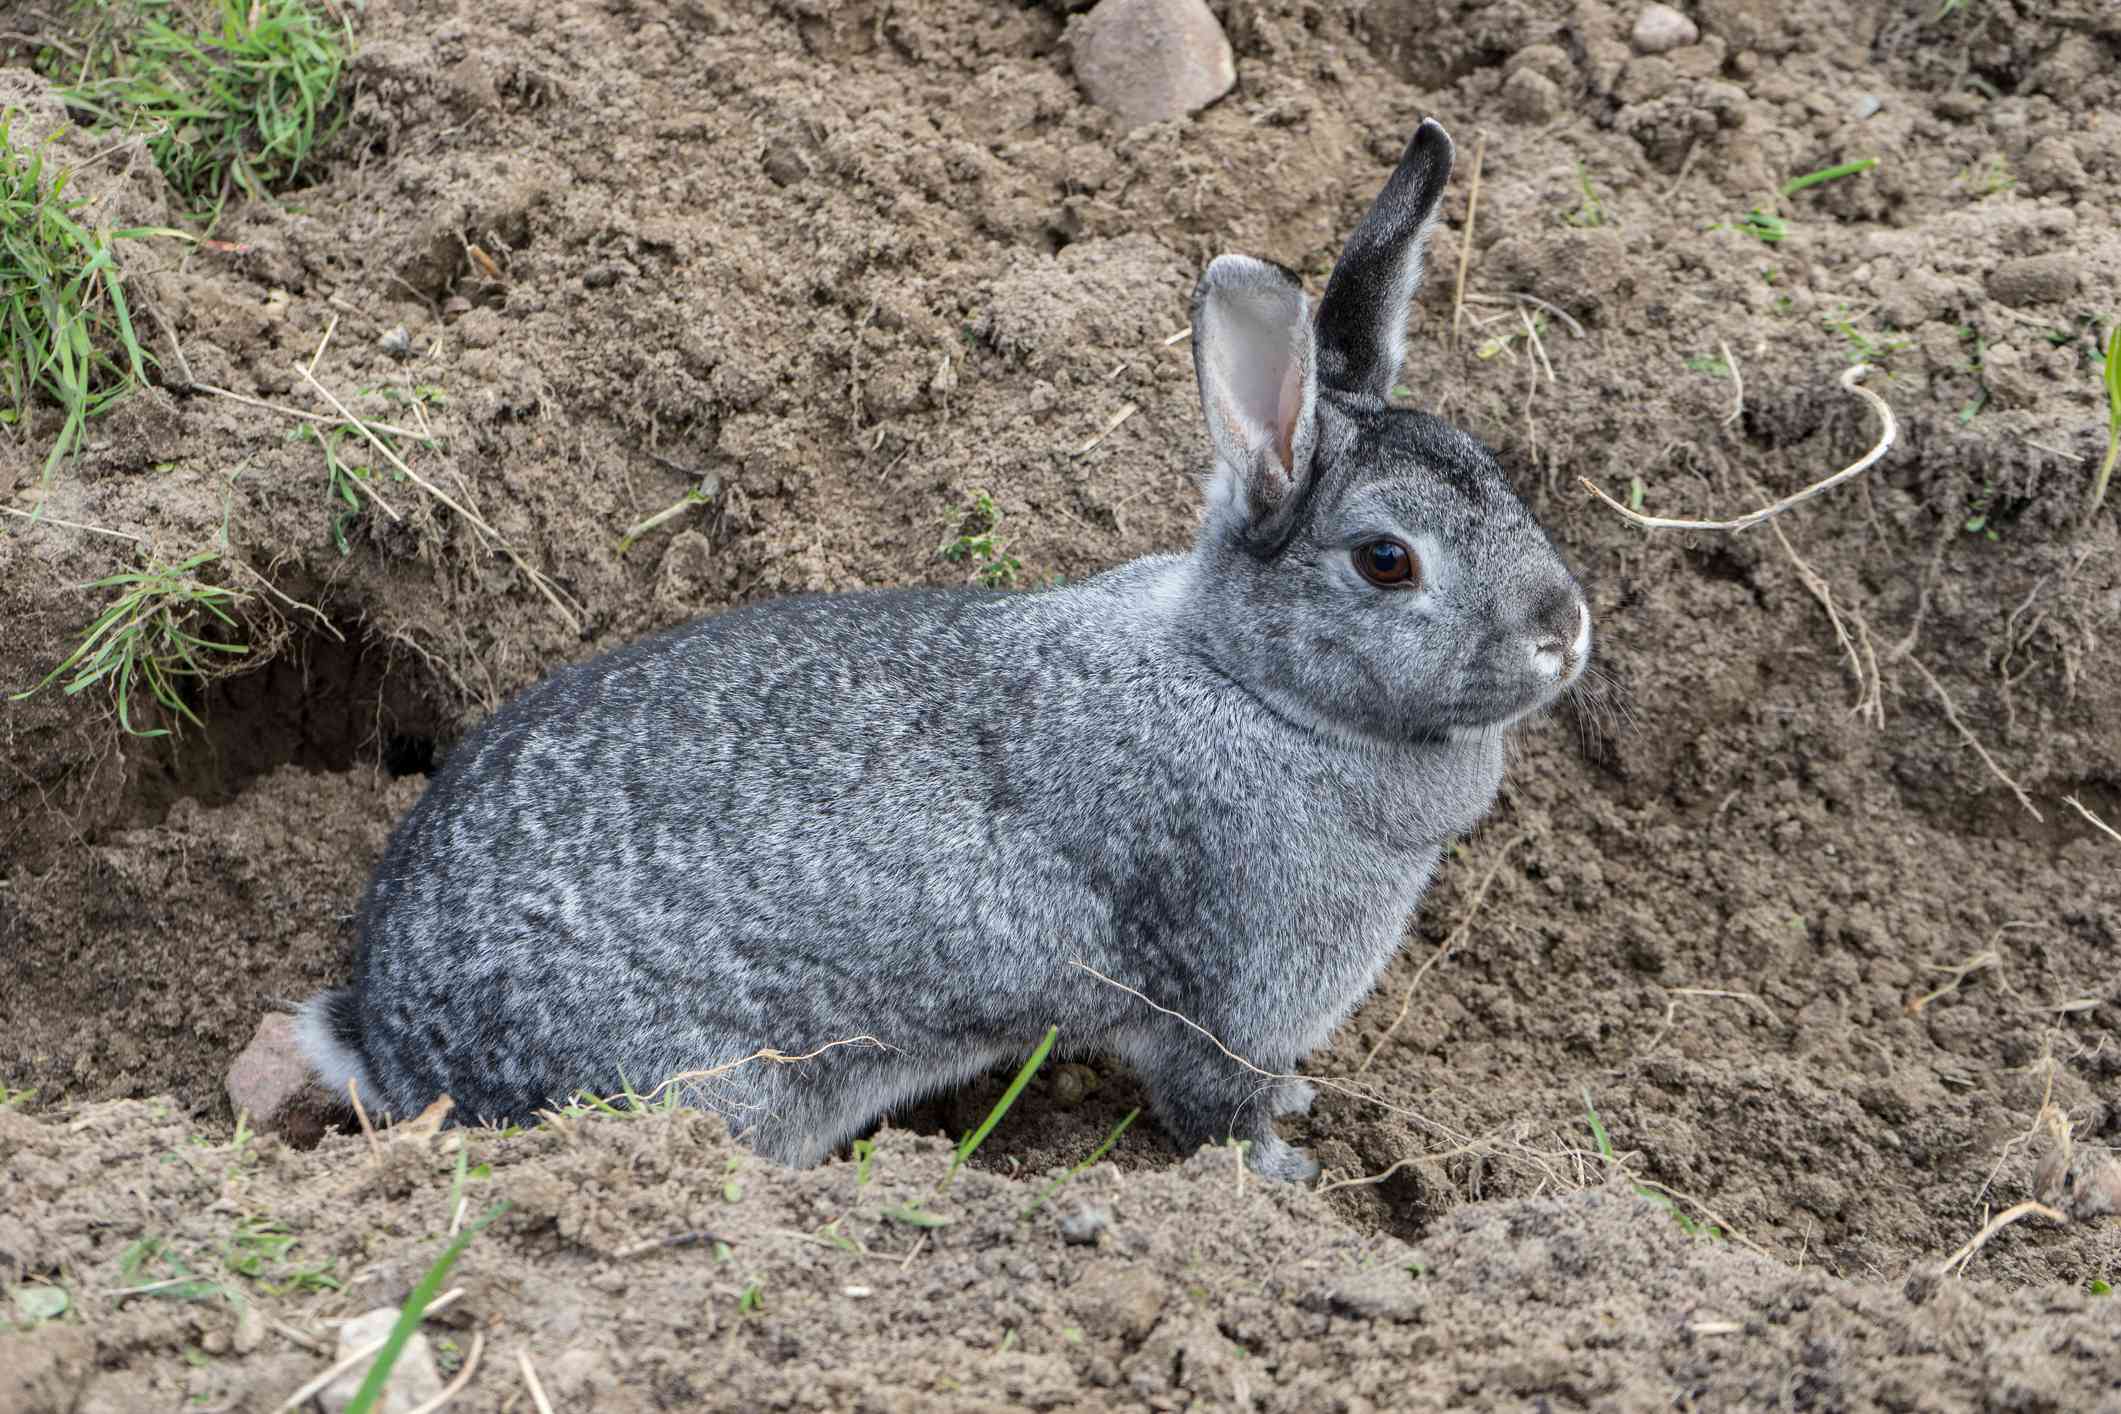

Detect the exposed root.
[{"left": 1582, "top": 365, "right": 1895, "bottom": 532}]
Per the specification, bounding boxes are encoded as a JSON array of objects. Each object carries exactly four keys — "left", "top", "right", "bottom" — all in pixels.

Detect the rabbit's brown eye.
[{"left": 1354, "top": 539, "right": 1419, "bottom": 588}]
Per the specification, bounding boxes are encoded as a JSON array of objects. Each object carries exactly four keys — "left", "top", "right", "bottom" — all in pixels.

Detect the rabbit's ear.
[
  {"left": 1314, "top": 119, "right": 1454, "bottom": 400},
  {"left": 1191, "top": 254, "right": 1320, "bottom": 522}
]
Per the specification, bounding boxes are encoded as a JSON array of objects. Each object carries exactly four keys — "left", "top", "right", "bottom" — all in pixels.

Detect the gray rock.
[
  {"left": 1059, "top": 1202, "right": 1113, "bottom": 1245},
  {"left": 1631, "top": 3, "right": 1699, "bottom": 54},
  {"left": 1071, "top": 0, "right": 1235, "bottom": 129},
  {"left": 1986, "top": 254, "right": 2079, "bottom": 308},
  {"left": 320, "top": 1308, "right": 447, "bottom": 1414}
]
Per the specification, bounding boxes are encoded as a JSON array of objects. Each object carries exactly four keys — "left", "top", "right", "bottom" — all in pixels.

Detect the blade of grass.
[
  {"left": 340, "top": 1203, "right": 508, "bottom": 1414},
  {"left": 940, "top": 1026, "right": 1057, "bottom": 1190},
  {"left": 1780, "top": 158, "right": 1879, "bottom": 197},
  {"left": 1021, "top": 1107, "right": 1139, "bottom": 1219}
]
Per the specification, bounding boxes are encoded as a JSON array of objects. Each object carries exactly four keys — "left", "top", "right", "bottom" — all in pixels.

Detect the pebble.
[
  {"left": 378, "top": 326, "right": 413, "bottom": 358},
  {"left": 1631, "top": 3, "right": 1699, "bottom": 54},
  {"left": 1071, "top": 0, "right": 1235, "bottom": 128},
  {"left": 319, "top": 1308, "right": 446, "bottom": 1414},
  {"left": 1060, "top": 1203, "right": 1113, "bottom": 1245}
]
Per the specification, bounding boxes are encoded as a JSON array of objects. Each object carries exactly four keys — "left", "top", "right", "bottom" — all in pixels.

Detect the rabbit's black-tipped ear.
[
  {"left": 1314, "top": 119, "right": 1455, "bottom": 400},
  {"left": 1192, "top": 255, "right": 1319, "bottom": 523}
]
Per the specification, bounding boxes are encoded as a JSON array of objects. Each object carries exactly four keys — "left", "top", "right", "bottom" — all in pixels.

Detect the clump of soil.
[{"left": 3, "top": 0, "right": 2118, "bottom": 1404}]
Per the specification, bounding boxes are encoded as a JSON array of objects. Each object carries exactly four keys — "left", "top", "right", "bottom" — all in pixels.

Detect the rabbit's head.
[{"left": 1183, "top": 120, "right": 1590, "bottom": 745}]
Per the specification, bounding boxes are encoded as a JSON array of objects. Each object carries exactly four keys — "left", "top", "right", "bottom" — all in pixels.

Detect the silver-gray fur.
[{"left": 296, "top": 118, "right": 1590, "bottom": 1183}]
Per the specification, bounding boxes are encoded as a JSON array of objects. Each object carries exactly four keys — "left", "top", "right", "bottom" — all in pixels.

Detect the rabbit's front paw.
[
  {"left": 1247, "top": 1133, "right": 1322, "bottom": 1184},
  {"left": 1268, "top": 1080, "right": 1317, "bottom": 1118}
]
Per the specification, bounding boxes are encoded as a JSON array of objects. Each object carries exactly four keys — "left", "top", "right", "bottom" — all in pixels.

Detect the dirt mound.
[
  {"left": 3, "top": 0, "right": 2118, "bottom": 1403},
  {"left": 4, "top": 1101, "right": 2117, "bottom": 1412}
]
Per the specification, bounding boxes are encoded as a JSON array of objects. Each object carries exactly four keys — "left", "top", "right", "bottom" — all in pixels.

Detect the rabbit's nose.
[{"left": 1527, "top": 597, "right": 1589, "bottom": 679}]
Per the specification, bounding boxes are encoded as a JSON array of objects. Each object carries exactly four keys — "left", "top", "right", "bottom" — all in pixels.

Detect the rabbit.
[{"left": 296, "top": 118, "right": 1591, "bottom": 1184}]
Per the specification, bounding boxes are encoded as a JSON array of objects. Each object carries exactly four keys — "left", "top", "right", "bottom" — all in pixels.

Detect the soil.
[{"left": 3, "top": 0, "right": 2119, "bottom": 1408}]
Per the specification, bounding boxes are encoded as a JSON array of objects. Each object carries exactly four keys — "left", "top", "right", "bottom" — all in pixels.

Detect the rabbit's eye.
[{"left": 1354, "top": 539, "right": 1419, "bottom": 588}]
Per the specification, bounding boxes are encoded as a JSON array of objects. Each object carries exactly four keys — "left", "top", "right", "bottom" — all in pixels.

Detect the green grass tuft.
[
  {"left": 1779, "top": 158, "right": 1879, "bottom": 198},
  {"left": 60, "top": 0, "right": 351, "bottom": 222},
  {"left": 2085, "top": 323, "right": 2119, "bottom": 523},
  {"left": 342, "top": 1203, "right": 508, "bottom": 1414},
  {"left": 939, "top": 490, "right": 1023, "bottom": 587},
  {"left": 11, "top": 549, "right": 250, "bottom": 736},
  {"left": 1, "top": 112, "right": 185, "bottom": 479},
  {"left": 942, "top": 1026, "right": 1056, "bottom": 1189}
]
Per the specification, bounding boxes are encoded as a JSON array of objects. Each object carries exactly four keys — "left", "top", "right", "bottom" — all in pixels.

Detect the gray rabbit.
[{"left": 297, "top": 119, "right": 1591, "bottom": 1183}]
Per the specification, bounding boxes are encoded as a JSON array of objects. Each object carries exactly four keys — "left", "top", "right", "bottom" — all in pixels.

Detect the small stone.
[
  {"left": 1049, "top": 1062, "right": 1100, "bottom": 1107},
  {"left": 1631, "top": 4, "right": 1699, "bottom": 54},
  {"left": 441, "top": 295, "right": 474, "bottom": 322},
  {"left": 1071, "top": 0, "right": 1235, "bottom": 129},
  {"left": 226, "top": 1013, "right": 331, "bottom": 1145},
  {"left": 1985, "top": 254, "right": 2079, "bottom": 308},
  {"left": 1059, "top": 1203, "right": 1112, "bottom": 1245},
  {"left": 320, "top": 1309, "right": 446, "bottom": 1414},
  {"left": 378, "top": 326, "right": 413, "bottom": 358},
  {"left": 1502, "top": 67, "right": 1562, "bottom": 124},
  {"left": 232, "top": 1302, "right": 266, "bottom": 1356}
]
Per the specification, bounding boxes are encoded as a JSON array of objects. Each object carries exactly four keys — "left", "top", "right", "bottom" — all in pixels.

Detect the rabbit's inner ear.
[
  {"left": 1191, "top": 255, "right": 1319, "bottom": 522},
  {"left": 1314, "top": 119, "right": 1454, "bottom": 401}
]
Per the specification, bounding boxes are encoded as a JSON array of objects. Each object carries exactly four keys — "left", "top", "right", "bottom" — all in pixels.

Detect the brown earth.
[{"left": 3, "top": 0, "right": 2119, "bottom": 1407}]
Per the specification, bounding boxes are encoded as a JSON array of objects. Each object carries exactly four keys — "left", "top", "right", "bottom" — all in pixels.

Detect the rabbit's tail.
[{"left": 293, "top": 987, "right": 382, "bottom": 1112}]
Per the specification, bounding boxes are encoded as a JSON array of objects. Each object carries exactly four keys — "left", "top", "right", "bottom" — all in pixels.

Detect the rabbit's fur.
[{"left": 297, "top": 120, "right": 1590, "bottom": 1182}]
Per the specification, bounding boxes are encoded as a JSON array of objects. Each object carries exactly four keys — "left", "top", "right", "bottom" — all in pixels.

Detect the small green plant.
[
  {"left": 1955, "top": 155, "right": 2014, "bottom": 196},
  {"left": 340, "top": 1204, "right": 508, "bottom": 1414},
  {"left": 737, "top": 1279, "right": 765, "bottom": 1314},
  {"left": 0, "top": 1084, "right": 35, "bottom": 1108},
  {"left": 1584, "top": 1092, "right": 1723, "bottom": 1241},
  {"left": 1779, "top": 158, "right": 1878, "bottom": 198},
  {"left": 2091, "top": 1277, "right": 2112, "bottom": 1296},
  {"left": 939, "top": 490, "right": 1022, "bottom": 587},
  {"left": 1684, "top": 353, "right": 1730, "bottom": 378},
  {"left": 1562, "top": 162, "right": 1605, "bottom": 228},
  {"left": 2085, "top": 323, "right": 2119, "bottom": 522},
  {"left": 1728, "top": 209, "right": 1788, "bottom": 244},
  {"left": 1821, "top": 305, "right": 1911, "bottom": 365},
  {"left": 223, "top": 1218, "right": 341, "bottom": 1295},
  {"left": 942, "top": 1026, "right": 1056, "bottom": 1188},
  {"left": 12, "top": 549, "right": 250, "bottom": 736},
  {"left": 1956, "top": 325, "right": 1989, "bottom": 425},
  {"left": 1021, "top": 1107, "right": 1139, "bottom": 1219},
  {"left": 60, "top": 0, "right": 351, "bottom": 222},
  {"left": 2, "top": 113, "right": 184, "bottom": 479},
  {"left": 850, "top": 1137, "right": 876, "bottom": 1185}
]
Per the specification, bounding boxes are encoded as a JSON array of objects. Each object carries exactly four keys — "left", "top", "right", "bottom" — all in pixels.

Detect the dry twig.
[
  {"left": 1449, "top": 130, "right": 1486, "bottom": 347},
  {"left": 1359, "top": 833, "right": 1528, "bottom": 1071}
]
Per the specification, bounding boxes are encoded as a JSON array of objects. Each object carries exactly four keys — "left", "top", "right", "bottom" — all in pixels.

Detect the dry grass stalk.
[
  {"left": 1718, "top": 338, "right": 1743, "bottom": 426},
  {"left": 1641, "top": 987, "right": 1775, "bottom": 1055},
  {"left": 2063, "top": 795, "right": 2120, "bottom": 845},
  {"left": 1768, "top": 519, "right": 1883, "bottom": 726},
  {"left": 1902, "top": 654, "right": 2043, "bottom": 823},
  {"left": 274, "top": 1289, "right": 464, "bottom": 1412},
  {"left": 1449, "top": 130, "right": 1486, "bottom": 347},
  {"left": 347, "top": 1078, "right": 382, "bottom": 1163},
  {"left": 404, "top": 1330, "right": 483, "bottom": 1414},
  {"left": 1938, "top": 1199, "right": 2067, "bottom": 1278},
  {"left": 0, "top": 503, "right": 146, "bottom": 543},
  {"left": 294, "top": 364, "right": 584, "bottom": 635},
  {"left": 518, "top": 1350, "right": 558, "bottom": 1414},
  {"left": 1359, "top": 833, "right": 1529, "bottom": 1071},
  {"left": 1582, "top": 364, "right": 1895, "bottom": 531}
]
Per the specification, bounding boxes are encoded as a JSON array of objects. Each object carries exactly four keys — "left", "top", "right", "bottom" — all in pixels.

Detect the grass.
[
  {"left": 1, "top": 112, "right": 185, "bottom": 480},
  {"left": 1779, "top": 158, "right": 1878, "bottom": 198},
  {"left": 113, "top": 1215, "right": 340, "bottom": 1309},
  {"left": 1562, "top": 162, "right": 1605, "bottom": 228},
  {"left": 1821, "top": 305, "right": 1911, "bottom": 365},
  {"left": 1728, "top": 209, "right": 1787, "bottom": 244},
  {"left": 10, "top": 549, "right": 249, "bottom": 736},
  {"left": 1585, "top": 1092, "right": 1724, "bottom": 1241},
  {"left": 941, "top": 1026, "right": 1056, "bottom": 1189},
  {"left": 939, "top": 490, "right": 1022, "bottom": 587},
  {"left": 2085, "top": 323, "right": 2119, "bottom": 522},
  {"left": 340, "top": 1203, "right": 507, "bottom": 1414},
  {"left": 1022, "top": 1106, "right": 1139, "bottom": 1219},
  {"left": 59, "top": 0, "right": 352, "bottom": 223}
]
